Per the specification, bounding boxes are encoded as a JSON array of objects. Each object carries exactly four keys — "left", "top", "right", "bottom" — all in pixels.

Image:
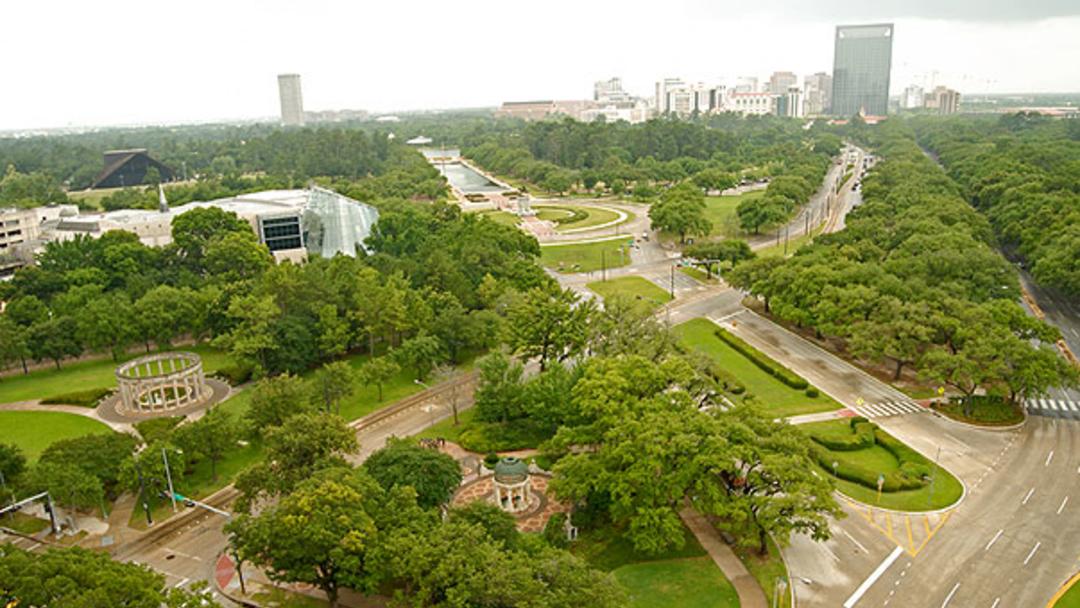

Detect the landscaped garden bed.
[
  {"left": 931, "top": 395, "right": 1025, "bottom": 427},
  {"left": 801, "top": 418, "right": 963, "bottom": 511}
]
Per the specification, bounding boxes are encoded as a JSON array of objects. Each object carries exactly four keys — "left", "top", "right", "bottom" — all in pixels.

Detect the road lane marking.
[
  {"left": 1024, "top": 541, "right": 1041, "bottom": 565},
  {"left": 985, "top": 529, "right": 1003, "bottom": 551},
  {"left": 843, "top": 545, "right": 904, "bottom": 608},
  {"left": 1023, "top": 487, "right": 1035, "bottom": 505},
  {"left": 1046, "top": 450, "right": 1055, "bottom": 466},
  {"left": 942, "top": 582, "right": 960, "bottom": 607},
  {"left": 990, "top": 598, "right": 1000, "bottom": 608},
  {"left": 173, "top": 577, "right": 189, "bottom": 588},
  {"left": 840, "top": 528, "right": 868, "bottom": 553},
  {"left": 905, "top": 517, "right": 914, "bottom": 553},
  {"left": 1059, "top": 496, "right": 1070, "bottom": 515}
]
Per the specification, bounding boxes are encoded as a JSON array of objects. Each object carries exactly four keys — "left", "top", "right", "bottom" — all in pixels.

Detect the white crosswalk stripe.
[
  {"left": 1025, "top": 398, "right": 1080, "bottom": 419},
  {"left": 849, "top": 399, "right": 924, "bottom": 419}
]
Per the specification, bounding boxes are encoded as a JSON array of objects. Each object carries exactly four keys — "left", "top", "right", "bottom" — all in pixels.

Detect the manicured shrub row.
[
  {"left": 214, "top": 364, "right": 253, "bottom": 386},
  {"left": 41, "top": 387, "right": 113, "bottom": 408},
  {"left": 810, "top": 421, "right": 931, "bottom": 493},
  {"left": 713, "top": 328, "right": 809, "bottom": 389},
  {"left": 459, "top": 420, "right": 553, "bottom": 454},
  {"left": 673, "top": 342, "right": 746, "bottom": 395},
  {"left": 808, "top": 421, "right": 875, "bottom": 451},
  {"left": 553, "top": 207, "right": 589, "bottom": 226}
]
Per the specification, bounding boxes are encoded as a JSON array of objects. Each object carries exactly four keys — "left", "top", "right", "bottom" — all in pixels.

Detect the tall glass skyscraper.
[{"left": 831, "top": 24, "right": 894, "bottom": 117}]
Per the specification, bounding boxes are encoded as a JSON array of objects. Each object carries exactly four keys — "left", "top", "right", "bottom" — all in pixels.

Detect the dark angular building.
[
  {"left": 831, "top": 23, "right": 894, "bottom": 117},
  {"left": 90, "top": 149, "right": 175, "bottom": 189}
]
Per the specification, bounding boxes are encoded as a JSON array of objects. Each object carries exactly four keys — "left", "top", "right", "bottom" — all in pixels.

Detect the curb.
[
  {"left": 927, "top": 406, "right": 1028, "bottom": 433},
  {"left": 1047, "top": 571, "right": 1080, "bottom": 608},
  {"left": 212, "top": 553, "right": 261, "bottom": 608}
]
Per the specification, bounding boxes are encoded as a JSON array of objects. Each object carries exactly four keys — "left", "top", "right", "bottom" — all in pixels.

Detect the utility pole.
[
  {"left": 135, "top": 461, "right": 153, "bottom": 527},
  {"left": 670, "top": 264, "right": 675, "bottom": 299},
  {"left": 162, "top": 448, "right": 177, "bottom": 513}
]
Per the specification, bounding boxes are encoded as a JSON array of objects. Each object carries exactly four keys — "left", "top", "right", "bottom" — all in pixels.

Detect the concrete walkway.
[{"left": 679, "top": 507, "right": 768, "bottom": 608}]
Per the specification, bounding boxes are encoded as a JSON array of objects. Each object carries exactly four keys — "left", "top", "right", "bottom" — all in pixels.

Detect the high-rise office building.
[
  {"left": 925, "top": 86, "right": 961, "bottom": 114},
  {"left": 901, "top": 85, "right": 925, "bottom": 109},
  {"left": 803, "top": 72, "right": 832, "bottom": 115},
  {"left": 768, "top": 72, "right": 798, "bottom": 95},
  {"left": 278, "top": 73, "right": 305, "bottom": 126},
  {"left": 655, "top": 78, "right": 686, "bottom": 114},
  {"left": 594, "top": 77, "right": 630, "bottom": 103},
  {"left": 831, "top": 24, "right": 894, "bottom": 116}
]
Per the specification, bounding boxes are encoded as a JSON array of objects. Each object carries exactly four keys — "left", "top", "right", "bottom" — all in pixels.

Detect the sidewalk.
[
  {"left": 679, "top": 507, "right": 768, "bottom": 608},
  {"left": 214, "top": 553, "right": 386, "bottom": 608}
]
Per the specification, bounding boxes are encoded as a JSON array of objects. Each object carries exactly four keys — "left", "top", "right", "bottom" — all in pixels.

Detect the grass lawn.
[
  {"left": 0, "top": 411, "right": 113, "bottom": 461},
  {"left": 703, "top": 191, "right": 763, "bottom": 238},
  {"left": 3, "top": 511, "right": 50, "bottom": 534},
  {"left": 573, "top": 522, "right": 706, "bottom": 571},
  {"left": 733, "top": 535, "right": 791, "bottom": 608},
  {"left": 931, "top": 399, "right": 1024, "bottom": 426},
  {"left": 614, "top": 557, "right": 739, "bottom": 608},
  {"left": 416, "top": 406, "right": 476, "bottom": 444},
  {"left": 540, "top": 238, "right": 633, "bottom": 274},
  {"left": 0, "top": 345, "right": 234, "bottom": 405},
  {"left": 799, "top": 419, "right": 964, "bottom": 511},
  {"left": 477, "top": 210, "right": 520, "bottom": 227},
  {"left": 586, "top": 276, "right": 672, "bottom": 311},
  {"left": 674, "top": 319, "right": 840, "bottom": 418},
  {"left": 534, "top": 204, "right": 623, "bottom": 231},
  {"left": 1057, "top": 578, "right": 1080, "bottom": 608},
  {"left": 679, "top": 266, "right": 717, "bottom": 284}
]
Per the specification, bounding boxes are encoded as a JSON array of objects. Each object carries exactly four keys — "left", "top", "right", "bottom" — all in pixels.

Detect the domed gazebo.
[{"left": 493, "top": 457, "right": 532, "bottom": 514}]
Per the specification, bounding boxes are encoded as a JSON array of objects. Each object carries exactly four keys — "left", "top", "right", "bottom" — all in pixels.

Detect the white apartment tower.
[{"left": 278, "top": 74, "right": 305, "bottom": 126}]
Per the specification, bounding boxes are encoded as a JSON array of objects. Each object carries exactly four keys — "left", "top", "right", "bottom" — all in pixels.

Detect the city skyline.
[{"left": 1, "top": 0, "right": 1078, "bottom": 130}]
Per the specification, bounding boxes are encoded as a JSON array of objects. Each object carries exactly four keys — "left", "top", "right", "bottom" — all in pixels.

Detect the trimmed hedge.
[
  {"left": 41, "top": 387, "right": 113, "bottom": 408},
  {"left": 459, "top": 420, "right": 554, "bottom": 453},
  {"left": 809, "top": 421, "right": 875, "bottom": 451},
  {"left": 713, "top": 328, "right": 809, "bottom": 390},
  {"left": 213, "top": 364, "right": 253, "bottom": 386},
  {"left": 552, "top": 207, "right": 589, "bottom": 226},
  {"left": 811, "top": 422, "right": 930, "bottom": 493}
]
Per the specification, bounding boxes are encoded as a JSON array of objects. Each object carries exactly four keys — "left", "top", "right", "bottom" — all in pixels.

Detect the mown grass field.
[
  {"left": 586, "top": 276, "right": 672, "bottom": 311},
  {"left": 540, "top": 238, "right": 633, "bottom": 273},
  {"left": 0, "top": 410, "right": 114, "bottom": 460},
  {"left": 1056, "top": 578, "right": 1080, "bottom": 608},
  {"left": 674, "top": 319, "right": 840, "bottom": 418},
  {"left": 534, "top": 204, "right": 622, "bottom": 231},
  {"left": 703, "top": 190, "right": 764, "bottom": 238},
  {"left": 0, "top": 345, "right": 234, "bottom": 404},
  {"left": 799, "top": 419, "right": 964, "bottom": 511},
  {"left": 614, "top": 558, "right": 739, "bottom": 608}
]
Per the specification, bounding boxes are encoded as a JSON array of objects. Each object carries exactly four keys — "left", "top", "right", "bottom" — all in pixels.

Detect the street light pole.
[
  {"left": 162, "top": 448, "right": 177, "bottom": 513},
  {"left": 135, "top": 461, "right": 153, "bottom": 527},
  {"left": 670, "top": 264, "right": 675, "bottom": 299}
]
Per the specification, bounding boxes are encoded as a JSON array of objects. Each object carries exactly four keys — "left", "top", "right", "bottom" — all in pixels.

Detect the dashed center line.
[
  {"left": 1059, "top": 496, "right": 1070, "bottom": 515},
  {"left": 1024, "top": 541, "right": 1042, "bottom": 565},
  {"left": 985, "top": 529, "right": 1004, "bottom": 551},
  {"left": 1046, "top": 450, "right": 1054, "bottom": 466},
  {"left": 990, "top": 597, "right": 1001, "bottom": 608},
  {"left": 1023, "top": 487, "right": 1035, "bottom": 505}
]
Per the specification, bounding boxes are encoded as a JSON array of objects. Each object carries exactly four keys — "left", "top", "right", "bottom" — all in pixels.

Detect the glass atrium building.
[{"left": 831, "top": 23, "right": 894, "bottom": 117}]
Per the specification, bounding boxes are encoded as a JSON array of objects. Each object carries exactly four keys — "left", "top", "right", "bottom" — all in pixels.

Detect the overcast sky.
[{"left": 2, "top": 0, "right": 1078, "bottom": 130}]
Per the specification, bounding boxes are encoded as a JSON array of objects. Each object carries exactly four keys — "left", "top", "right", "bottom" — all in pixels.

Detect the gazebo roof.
[{"left": 493, "top": 457, "right": 529, "bottom": 484}]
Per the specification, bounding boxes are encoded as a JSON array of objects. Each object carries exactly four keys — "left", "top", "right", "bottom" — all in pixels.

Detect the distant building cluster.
[
  {"left": 493, "top": 21, "right": 967, "bottom": 122},
  {"left": 901, "top": 84, "right": 961, "bottom": 114},
  {"left": 277, "top": 74, "right": 370, "bottom": 126}
]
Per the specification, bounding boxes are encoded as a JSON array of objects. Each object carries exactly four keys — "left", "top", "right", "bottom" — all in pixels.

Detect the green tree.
[
  {"left": 737, "top": 196, "right": 787, "bottom": 234},
  {"left": 394, "top": 333, "right": 444, "bottom": 382},
  {"left": 358, "top": 356, "right": 400, "bottom": 401},
  {"left": 506, "top": 285, "right": 593, "bottom": 371},
  {"left": 245, "top": 373, "right": 312, "bottom": 436},
  {"left": 648, "top": 182, "right": 711, "bottom": 242},
  {"left": 473, "top": 350, "right": 526, "bottom": 423},
  {"left": 226, "top": 469, "right": 384, "bottom": 607},
  {"left": 203, "top": 232, "right": 272, "bottom": 282},
  {"left": 0, "top": 315, "right": 31, "bottom": 374},
  {"left": 175, "top": 407, "right": 239, "bottom": 482},
  {"left": 27, "top": 461, "right": 106, "bottom": 520},
  {"left": 0, "top": 442, "right": 26, "bottom": 485},
  {"left": 363, "top": 438, "right": 463, "bottom": 509},
  {"left": 234, "top": 413, "right": 358, "bottom": 511},
  {"left": 310, "top": 360, "right": 355, "bottom": 415},
  {"left": 170, "top": 206, "right": 252, "bottom": 266},
  {"left": 448, "top": 501, "right": 520, "bottom": 548},
  {"left": 0, "top": 544, "right": 220, "bottom": 608},
  {"left": 28, "top": 316, "right": 82, "bottom": 370},
  {"left": 316, "top": 303, "right": 351, "bottom": 360},
  {"left": 683, "top": 239, "right": 754, "bottom": 278},
  {"left": 39, "top": 433, "right": 138, "bottom": 498},
  {"left": 76, "top": 292, "right": 136, "bottom": 360}
]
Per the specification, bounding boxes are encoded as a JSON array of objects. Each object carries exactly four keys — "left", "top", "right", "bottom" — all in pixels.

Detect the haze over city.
[{"left": 2, "top": 0, "right": 1079, "bottom": 130}]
